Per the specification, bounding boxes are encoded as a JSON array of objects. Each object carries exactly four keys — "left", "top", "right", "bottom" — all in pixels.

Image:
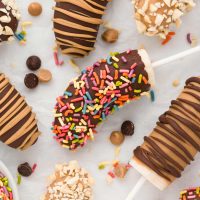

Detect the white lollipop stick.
[
  {"left": 152, "top": 45, "right": 200, "bottom": 68},
  {"left": 126, "top": 46, "right": 200, "bottom": 200},
  {"left": 125, "top": 176, "right": 146, "bottom": 200}
]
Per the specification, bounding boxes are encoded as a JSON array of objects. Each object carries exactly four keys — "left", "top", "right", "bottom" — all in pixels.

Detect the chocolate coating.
[
  {"left": 0, "top": 0, "right": 20, "bottom": 43},
  {"left": 0, "top": 73, "right": 41, "bottom": 150},
  {"left": 53, "top": 0, "right": 110, "bottom": 57}
]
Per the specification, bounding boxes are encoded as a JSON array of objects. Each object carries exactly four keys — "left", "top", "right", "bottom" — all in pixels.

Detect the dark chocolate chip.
[
  {"left": 26, "top": 56, "right": 41, "bottom": 71},
  {"left": 121, "top": 120, "right": 135, "bottom": 136},
  {"left": 18, "top": 162, "right": 32, "bottom": 177},
  {"left": 24, "top": 73, "right": 39, "bottom": 89}
]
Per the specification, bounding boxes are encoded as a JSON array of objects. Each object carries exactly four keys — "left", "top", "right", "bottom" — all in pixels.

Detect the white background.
[{"left": 0, "top": 0, "right": 200, "bottom": 199}]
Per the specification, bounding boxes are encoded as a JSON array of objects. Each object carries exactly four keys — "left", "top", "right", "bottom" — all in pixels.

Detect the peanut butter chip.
[
  {"left": 38, "top": 69, "right": 52, "bottom": 82},
  {"left": 110, "top": 131, "right": 125, "bottom": 146},
  {"left": 101, "top": 28, "right": 119, "bottom": 43},
  {"left": 28, "top": 2, "right": 42, "bottom": 16},
  {"left": 172, "top": 79, "right": 180, "bottom": 87}
]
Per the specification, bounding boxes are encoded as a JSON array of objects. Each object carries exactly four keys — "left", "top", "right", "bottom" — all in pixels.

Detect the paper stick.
[
  {"left": 152, "top": 46, "right": 200, "bottom": 68},
  {"left": 126, "top": 46, "right": 200, "bottom": 200}
]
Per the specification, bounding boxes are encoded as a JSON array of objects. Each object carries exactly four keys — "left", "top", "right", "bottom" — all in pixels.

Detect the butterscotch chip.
[
  {"left": 28, "top": 2, "right": 42, "bottom": 16},
  {"left": 102, "top": 28, "right": 119, "bottom": 43},
  {"left": 110, "top": 131, "right": 125, "bottom": 146},
  {"left": 172, "top": 79, "right": 180, "bottom": 87},
  {"left": 38, "top": 69, "right": 52, "bottom": 82}
]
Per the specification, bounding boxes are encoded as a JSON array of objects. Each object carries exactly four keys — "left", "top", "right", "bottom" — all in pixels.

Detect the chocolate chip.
[
  {"left": 18, "top": 162, "right": 32, "bottom": 177},
  {"left": 110, "top": 131, "right": 125, "bottom": 146},
  {"left": 24, "top": 73, "right": 39, "bottom": 89},
  {"left": 26, "top": 56, "right": 41, "bottom": 71},
  {"left": 121, "top": 120, "right": 134, "bottom": 136}
]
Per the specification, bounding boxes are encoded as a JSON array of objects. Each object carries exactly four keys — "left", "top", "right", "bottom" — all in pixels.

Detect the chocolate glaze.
[
  {"left": 0, "top": 73, "right": 41, "bottom": 150},
  {"left": 134, "top": 77, "right": 200, "bottom": 182},
  {"left": 53, "top": 0, "right": 109, "bottom": 57},
  {"left": 53, "top": 50, "right": 151, "bottom": 150}
]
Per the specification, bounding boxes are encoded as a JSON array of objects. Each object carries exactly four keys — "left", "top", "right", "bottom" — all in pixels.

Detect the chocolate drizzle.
[
  {"left": 134, "top": 76, "right": 200, "bottom": 182},
  {"left": 0, "top": 73, "right": 41, "bottom": 150},
  {"left": 53, "top": 0, "right": 110, "bottom": 57}
]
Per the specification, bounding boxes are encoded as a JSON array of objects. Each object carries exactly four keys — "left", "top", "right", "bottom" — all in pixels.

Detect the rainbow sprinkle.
[
  {"left": 0, "top": 172, "right": 13, "bottom": 200},
  {"left": 180, "top": 187, "right": 200, "bottom": 200},
  {"left": 52, "top": 50, "right": 151, "bottom": 150}
]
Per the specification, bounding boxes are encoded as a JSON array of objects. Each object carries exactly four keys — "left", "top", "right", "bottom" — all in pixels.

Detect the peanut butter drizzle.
[
  {"left": 53, "top": 0, "right": 109, "bottom": 57},
  {"left": 134, "top": 77, "right": 200, "bottom": 182},
  {"left": 0, "top": 73, "right": 40, "bottom": 150}
]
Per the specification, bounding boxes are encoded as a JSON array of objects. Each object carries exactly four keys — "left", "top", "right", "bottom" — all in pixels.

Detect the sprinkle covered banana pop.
[{"left": 52, "top": 49, "right": 154, "bottom": 150}]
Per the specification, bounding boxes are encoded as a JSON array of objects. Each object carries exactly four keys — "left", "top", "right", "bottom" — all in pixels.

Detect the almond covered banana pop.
[
  {"left": 52, "top": 49, "right": 154, "bottom": 150},
  {"left": 133, "top": 0, "right": 196, "bottom": 39}
]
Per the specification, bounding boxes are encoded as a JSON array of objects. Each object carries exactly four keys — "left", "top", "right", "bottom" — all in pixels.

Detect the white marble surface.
[{"left": 0, "top": 0, "right": 200, "bottom": 200}]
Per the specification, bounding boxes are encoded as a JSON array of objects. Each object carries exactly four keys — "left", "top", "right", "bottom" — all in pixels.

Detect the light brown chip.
[{"left": 37, "top": 69, "right": 52, "bottom": 82}]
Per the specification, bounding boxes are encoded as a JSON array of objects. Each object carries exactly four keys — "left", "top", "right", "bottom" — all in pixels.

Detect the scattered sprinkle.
[
  {"left": 180, "top": 187, "right": 200, "bottom": 200},
  {"left": 17, "top": 174, "right": 21, "bottom": 185},
  {"left": 187, "top": 33, "right": 198, "bottom": 47},
  {"left": 53, "top": 48, "right": 64, "bottom": 66},
  {"left": 15, "top": 21, "right": 32, "bottom": 45},
  {"left": 69, "top": 59, "right": 81, "bottom": 73},
  {"left": 150, "top": 90, "right": 155, "bottom": 102},
  {"left": 32, "top": 163, "right": 37, "bottom": 173},
  {"left": 162, "top": 32, "right": 175, "bottom": 45}
]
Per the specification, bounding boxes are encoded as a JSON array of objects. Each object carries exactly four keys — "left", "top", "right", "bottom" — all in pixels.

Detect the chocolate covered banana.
[
  {"left": 53, "top": 0, "right": 110, "bottom": 57},
  {"left": 52, "top": 49, "right": 155, "bottom": 150},
  {"left": 133, "top": 0, "right": 195, "bottom": 39},
  {"left": 0, "top": 73, "right": 41, "bottom": 150},
  {"left": 131, "top": 76, "right": 200, "bottom": 190}
]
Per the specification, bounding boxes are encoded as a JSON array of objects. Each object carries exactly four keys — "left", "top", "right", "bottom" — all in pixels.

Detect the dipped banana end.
[{"left": 133, "top": 0, "right": 195, "bottom": 39}]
